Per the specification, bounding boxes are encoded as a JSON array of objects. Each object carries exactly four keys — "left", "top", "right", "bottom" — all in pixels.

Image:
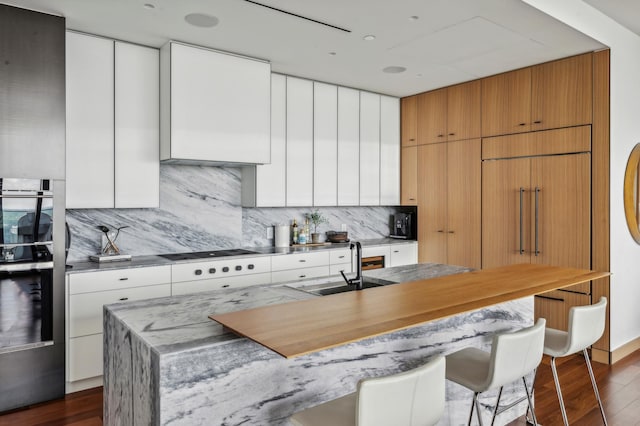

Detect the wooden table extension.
[{"left": 209, "top": 264, "right": 609, "bottom": 358}]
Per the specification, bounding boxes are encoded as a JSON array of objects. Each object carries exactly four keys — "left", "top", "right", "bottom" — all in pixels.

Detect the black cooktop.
[{"left": 158, "top": 249, "right": 258, "bottom": 261}]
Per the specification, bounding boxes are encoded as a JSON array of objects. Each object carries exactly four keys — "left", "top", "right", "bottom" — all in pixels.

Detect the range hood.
[{"left": 160, "top": 41, "right": 271, "bottom": 166}]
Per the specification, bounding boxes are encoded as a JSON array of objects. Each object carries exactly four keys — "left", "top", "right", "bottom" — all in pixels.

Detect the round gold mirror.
[{"left": 624, "top": 143, "right": 640, "bottom": 243}]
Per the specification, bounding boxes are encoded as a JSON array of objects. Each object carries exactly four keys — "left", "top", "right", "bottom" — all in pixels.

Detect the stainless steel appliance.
[
  {"left": 0, "top": 4, "right": 66, "bottom": 412},
  {"left": 158, "top": 249, "right": 259, "bottom": 261}
]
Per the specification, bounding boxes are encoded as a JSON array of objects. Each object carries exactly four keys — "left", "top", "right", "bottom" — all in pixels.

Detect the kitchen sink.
[{"left": 287, "top": 278, "right": 392, "bottom": 296}]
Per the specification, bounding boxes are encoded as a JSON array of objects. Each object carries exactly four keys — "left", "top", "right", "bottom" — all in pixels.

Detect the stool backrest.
[
  {"left": 356, "top": 356, "right": 445, "bottom": 426},
  {"left": 565, "top": 296, "right": 607, "bottom": 355},
  {"left": 485, "top": 318, "right": 546, "bottom": 390}
]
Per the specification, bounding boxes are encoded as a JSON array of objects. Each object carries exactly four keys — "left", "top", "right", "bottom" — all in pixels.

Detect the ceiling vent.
[{"left": 242, "top": 0, "right": 350, "bottom": 33}]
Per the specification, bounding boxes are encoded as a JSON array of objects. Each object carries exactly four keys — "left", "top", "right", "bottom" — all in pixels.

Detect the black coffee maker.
[{"left": 391, "top": 212, "right": 414, "bottom": 239}]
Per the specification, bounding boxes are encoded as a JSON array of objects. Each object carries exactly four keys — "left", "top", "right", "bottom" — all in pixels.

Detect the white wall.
[{"left": 524, "top": 0, "right": 640, "bottom": 351}]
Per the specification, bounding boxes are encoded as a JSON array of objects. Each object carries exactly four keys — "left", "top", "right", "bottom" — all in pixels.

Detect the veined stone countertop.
[{"left": 66, "top": 237, "right": 416, "bottom": 273}]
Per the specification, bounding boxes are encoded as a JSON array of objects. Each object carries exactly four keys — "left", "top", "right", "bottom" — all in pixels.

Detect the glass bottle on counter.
[{"left": 292, "top": 219, "right": 298, "bottom": 244}]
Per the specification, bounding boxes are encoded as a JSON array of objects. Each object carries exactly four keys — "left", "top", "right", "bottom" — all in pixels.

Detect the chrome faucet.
[{"left": 340, "top": 241, "right": 363, "bottom": 290}]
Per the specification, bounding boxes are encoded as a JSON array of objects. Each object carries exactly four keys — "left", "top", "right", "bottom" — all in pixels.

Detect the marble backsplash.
[{"left": 66, "top": 165, "right": 398, "bottom": 262}]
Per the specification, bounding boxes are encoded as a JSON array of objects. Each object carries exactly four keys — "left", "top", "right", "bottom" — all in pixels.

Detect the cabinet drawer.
[
  {"left": 534, "top": 290, "right": 591, "bottom": 331},
  {"left": 389, "top": 243, "right": 418, "bottom": 267},
  {"left": 68, "top": 265, "right": 171, "bottom": 294},
  {"left": 271, "top": 266, "right": 330, "bottom": 283},
  {"left": 171, "top": 256, "right": 271, "bottom": 283},
  {"left": 330, "top": 264, "right": 352, "bottom": 275},
  {"left": 271, "top": 251, "right": 330, "bottom": 271},
  {"left": 68, "top": 334, "right": 103, "bottom": 382},
  {"left": 329, "top": 249, "right": 351, "bottom": 265},
  {"left": 361, "top": 245, "right": 391, "bottom": 260},
  {"left": 69, "top": 284, "right": 171, "bottom": 337},
  {"left": 171, "top": 272, "right": 271, "bottom": 296}
]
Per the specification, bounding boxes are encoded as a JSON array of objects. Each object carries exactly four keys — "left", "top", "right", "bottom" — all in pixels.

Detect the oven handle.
[
  {"left": 0, "top": 241, "right": 53, "bottom": 248},
  {"left": 0, "top": 261, "right": 53, "bottom": 273}
]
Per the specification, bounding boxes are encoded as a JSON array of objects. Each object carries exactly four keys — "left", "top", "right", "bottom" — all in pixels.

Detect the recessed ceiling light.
[
  {"left": 185, "top": 13, "right": 220, "bottom": 28},
  {"left": 383, "top": 66, "right": 407, "bottom": 74},
  {"left": 409, "top": 15, "right": 419, "bottom": 21},
  {"left": 143, "top": 3, "right": 155, "bottom": 9},
  {"left": 363, "top": 35, "right": 376, "bottom": 41}
]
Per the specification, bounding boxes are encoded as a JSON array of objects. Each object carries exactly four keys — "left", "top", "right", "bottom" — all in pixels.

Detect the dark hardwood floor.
[{"left": 2, "top": 350, "right": 640, "bottom": 425}]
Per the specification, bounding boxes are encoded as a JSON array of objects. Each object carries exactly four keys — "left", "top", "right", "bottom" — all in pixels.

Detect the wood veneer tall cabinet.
[
  {"left": 418, "top": 139, "right": 481, "bottom": 269},
  {"left": 482, "top": 53, "right": 592, "bottom": 137}
]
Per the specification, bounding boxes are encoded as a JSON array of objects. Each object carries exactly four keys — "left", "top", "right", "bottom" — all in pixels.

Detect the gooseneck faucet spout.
[{"left": 339, "top": 241, "right": 364, "bottom": 290}]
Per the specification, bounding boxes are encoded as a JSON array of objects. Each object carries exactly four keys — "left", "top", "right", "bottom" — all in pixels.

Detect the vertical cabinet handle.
[
  {"left": 535, "top": 187, "right": 540, "bottom": 256},
  {"left": 519, "top": 187, "right": 525, "bottom": 255}
]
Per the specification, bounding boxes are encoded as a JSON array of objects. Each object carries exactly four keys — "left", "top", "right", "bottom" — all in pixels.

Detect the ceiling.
[
  {"left": 584, "top": 0, "right": 640, "bottom": 38},
  {"left": 3, "top": 0, "right": 608, "bottom": 97}
]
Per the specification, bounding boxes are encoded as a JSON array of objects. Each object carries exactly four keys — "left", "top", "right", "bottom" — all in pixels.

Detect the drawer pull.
[
  {"left": 222, "top": 267, "right": 229, "bottom": 272},
  {"left": 338, "top": 255, "right": 345, "bottom": 259},
  {"left": 119, "top": 297, "right": 129, "bottom": 301},
  {"left": 119, "top": 277, "right": 129, "bottom": 281},
  {"left": 209, "top": 268, "right": 216, "bottom": 274},
  {"left": 533, "top": 120, "right": 542, "bottom": 124},
  {"left": 222, "top": 284, "right": 230, "bottom": 288},
  {"left": 393, "top": 250, "right": 399, "bottom": 253},
  {"left": 437, "top": 230, "right": 444, "bottom": 233},
  {"left": 195, "top": 269, "right": 203, "bottom": 276},
  {"left": 519, "top": 123, "right": 526, "bottom": 126},
  {"left": 448, "top": 231, "right": 455, "bottom": 234},
  {"left": 235, "top": 265, "right": 242, "bottom": 271},
  {"left": 448, "top": 133, "right": 455, "bottom": 136},
  {"left": 299, "top": 259, "right": 306, "bottom": 263},
  {"left": 248, "top": 264, "right": 254, "bottom": 270},
  {"left": 437, "top": 134, "right": 444, "bottom": 137},
  {"left": 299, "top": 275, "right": 306, "bottom": 278},
  {"left": 409, "top": 138, "right": 415, "bottom": 141},
  {"left": 535, "top": 295, "right": 564, "bottom": 302}
]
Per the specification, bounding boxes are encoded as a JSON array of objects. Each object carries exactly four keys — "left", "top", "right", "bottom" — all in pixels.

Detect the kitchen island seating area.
[
  {"left": 445, "top": 319, "right": 546, "bottom": 426},
  {"left": 290, "top": 356, "right": 446, "bottom": 426}
]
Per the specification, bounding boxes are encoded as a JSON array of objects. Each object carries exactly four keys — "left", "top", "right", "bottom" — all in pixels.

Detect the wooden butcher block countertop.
[{"left": 209, "top": 264, "right": 609, "bottom": 358}]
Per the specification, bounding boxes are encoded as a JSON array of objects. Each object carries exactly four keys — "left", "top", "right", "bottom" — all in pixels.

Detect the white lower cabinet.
[
  {"left": 272, "top": 266, "right": 331, "bottom": 283},
  {"left": 172, "top": 272, "right": 272, "bottom": 295},
  {"left": 66, "top": 265, "right": 171, "bottom": 392},
  {"left": 389, "top": 243, "right": 418, "bottom": 267}
]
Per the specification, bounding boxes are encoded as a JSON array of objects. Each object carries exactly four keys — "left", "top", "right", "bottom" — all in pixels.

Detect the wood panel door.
[
  {"left": 418, "top": 143, "right": 447, "bottom": 263},
  {"left": 447, "top": 139, "right": 481, "bottom": 269},
  {"left": 531, "top": 53, "right": 592, "bottom": 132},
  {"left": 401, "top": 95, "right": 418, "bottom": 147},
  {"left": 534, "top": 290, "right": 591, "bottom": 331},
  {"left": 401, "top": 146, "right": 417, "bottom": 205},
  {"left": 482, "top": 157, "right": 531, "bottom": 268},
  {"left": 447, "top": 80, "right": 481, "bottom": 142},
  {"left": 417, "top": 88, "right": 447, "bottom": 145},
  {"left": 531, "top": 153, "right": 591, "bottom": 292},
  {"left": 481, "top": 67, "right": 531, "bottom": 137}
]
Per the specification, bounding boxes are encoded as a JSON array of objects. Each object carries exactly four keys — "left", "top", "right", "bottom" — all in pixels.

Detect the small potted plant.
[{"left": 307, "top": 210, "right": 328, "bottom": 244}]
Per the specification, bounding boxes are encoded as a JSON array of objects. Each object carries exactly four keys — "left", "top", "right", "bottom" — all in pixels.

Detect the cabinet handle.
[
  {"left": 519, "top": 187, "right": 525, "bottom": 255},
  {"left": 222, "top": 284, "right": 230, "bottom": 288},
  {"left": 119, "top": 277, "right": 129, "bottom": 281},
  {"left": 437, "top": 134, "right": 444, "bottom": 137},
  {"left": 119, "top": 297, "right": 129, "bottom": 301},
  {"left": 535, "top": 187, "right": 540, "bottom": 256},
  {"left": 409, "top": 138, "right": 415, "bottom": 141},
  {"left": 518, "top": 123, "right": 526, "bottom": 126},
  {"left": 535, "top": 294, "right": 564, "bottom": 302},
  {"left": 448, "top": 231, "right": 455, "bottom": 234},
  {"left": 448, "top": 133, "right": 455, "bottom": 136},
  {"left": 533, "top": 120, "right": 542, "bottom": 124},
  {"left": 195, "top": 269, "right": 202, "bottom": 276},
  {"left": 299, "top": 259, "right": 306, "bottom": 263},
  {"left": 209, "top": 268, "right": 216, "bottom": 274},
  {"left": 338, "top": 255, "right": 345, "bottom": 259},
  {"left": 393, "top": 250, "right": 399, "bottom": 253},
  {"left": 409, "top": 198, "right": 415, "bottom": 201},
  {"left": 299, "top": 275, "right": 306, "bottom": 278},
  {"left": 437, "top": 230, "right": 444, "bottom": 233}
]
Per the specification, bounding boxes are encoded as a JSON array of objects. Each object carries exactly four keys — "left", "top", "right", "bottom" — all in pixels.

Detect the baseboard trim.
[
  {"left": 66, "top": 376, "right": 103, "bottom": 394},
  {"left": 591, "top": 348, "right": 610, "bottom": 364},
  {"left": 611, "top": 337, "right": 640, "bottom": 364}
]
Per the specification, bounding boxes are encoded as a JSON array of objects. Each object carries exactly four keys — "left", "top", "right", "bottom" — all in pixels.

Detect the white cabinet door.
[
  {"left": 271, "top": 266, "right": 331, "bottom": 283},
  {"left": 68, "top": 334, "right": 103, "bottom": 382},
  {"left": 337, "top": 87, "right": 360, "bottom": 206},
  {"left": 313, "top": 82, "right": 338, "bottom": 206},
  {"left": 165, "top": 42, "right": 271, "bottom": 164},
  {"left": 286, "top": 77, "right": 314, "bottom": 206},
  {"left": 359, "top": 91, "right": 381, "bottom": 205},
  {"left": 171, "top": 272, "right": 272, "bottom": 295},
  {"left": 255, "top": 74, "right": 287, "bottom": 206},
  {"left": 115, "top": 42, "right": 159, "bottom": 208},
  {"left": 66, "top": 32, "right": 114, "bottom": 208},
  {"left": 389, "top": 243, "right": 418, "bottom": 267},
  {"left": 380, "top": 95, "right": 400, "bottom": 206}
]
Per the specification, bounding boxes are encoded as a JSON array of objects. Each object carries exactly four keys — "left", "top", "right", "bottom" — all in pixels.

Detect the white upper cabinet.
[
  {"left": 66, "top": 32, "right": 160, "bottom": 209},
  {"left": 380, "top": 95, "right": 401, "bottom": 205},
  {"left": 243, "top": 74, "right": 287, "bottom": 207},
  {"left": 313, "top": 82, "right": 338, "bottom": 206},
  {"left": 66, "top": 32, "right": 114, "bottom": 208},
  {"left": 359, "top": 91, "right": 381, "bottom": 205},
  {"left": 115, "top": 42, "right": 160, "bottom": 208},
  {"left": 160, "top": 42, "right": 271, "bottom": 165},
  {"left": 337, "top": 87, "right": 360, "bottom": 206},
  {"left": 286, "top": 77, "right": 314, "bottom": 206}
]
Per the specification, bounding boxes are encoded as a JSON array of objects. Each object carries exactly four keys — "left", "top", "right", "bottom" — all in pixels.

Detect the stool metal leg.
[
  {"left": 490, "top": 387, "right": 503, "bottom": 426},
  {"left": 523, "top": 376, "right": 539, "bottom": 426},
  {"left": 550, "top": 356, "right": 569, "bottom": 426},
  {"left": 468, "top": 392, "right": 484, "bottom": 426},
  {"left": 583, "top": 348, "right": 608, "bottom": 426},
  {"left": 468, "top": 392, "right": 477, "bottom": 426}
]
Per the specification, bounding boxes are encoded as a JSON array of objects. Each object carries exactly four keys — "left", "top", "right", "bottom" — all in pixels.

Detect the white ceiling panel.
[{"left": 584, "top": 0, "right": 640, "bottom": 37}]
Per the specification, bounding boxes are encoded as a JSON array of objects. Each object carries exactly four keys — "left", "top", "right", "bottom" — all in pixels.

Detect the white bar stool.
[
  {"left": 445, "top": 318, "right": 546, "bottom": 426},
  {"left": 543, "top": 296, "right": 608, "bottom": 425},
  {"left": 289, "top": 356, "right": 445, "bottom": 426}
]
